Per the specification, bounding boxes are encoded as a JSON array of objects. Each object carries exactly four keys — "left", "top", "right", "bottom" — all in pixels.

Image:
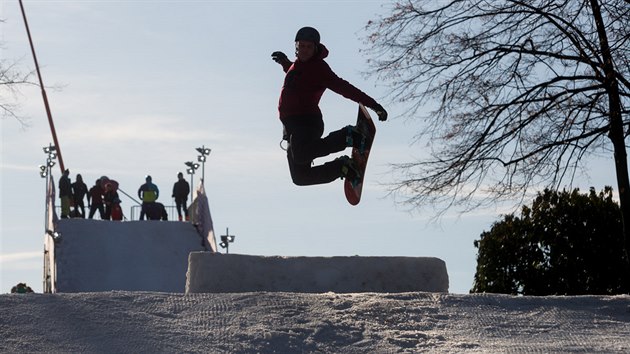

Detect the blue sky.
[{"left": 0, "top": 1, "right": 618, "bottom": 294}]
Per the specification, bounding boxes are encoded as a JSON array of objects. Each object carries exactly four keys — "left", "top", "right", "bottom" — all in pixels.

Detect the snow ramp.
[{"left": 53, "top": 219, "right": 206, "bottom": 293}]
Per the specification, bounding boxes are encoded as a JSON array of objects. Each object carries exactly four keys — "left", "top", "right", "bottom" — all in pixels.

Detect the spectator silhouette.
[
  {"left": 145, "top": 202, "right": 168, "bottom": 221},
  {"left": 172, "top": 172, "right": 190, "bottom": 221},
  {"left": 103, "top": 182, "right": 120, "bottom": 220},
  {"left": 59, "top": 169, "right": 72, "bottom": 219},
  {"left": 138, "top": 175, "right": 159, "bottom": 220},
  {"left": 87, "top": 179, "right": 105, "bottom": 219},
  {"left": 71, "top": 174, "right": 88, "bottom": 218}
]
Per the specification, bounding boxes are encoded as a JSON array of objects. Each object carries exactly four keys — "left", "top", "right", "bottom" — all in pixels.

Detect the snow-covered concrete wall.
[
  {"left": 54, "top": 219, "right": 206, "bottom": 292},
  {"left": 186, "top": 253, "right": 449, "bottom": 293}
]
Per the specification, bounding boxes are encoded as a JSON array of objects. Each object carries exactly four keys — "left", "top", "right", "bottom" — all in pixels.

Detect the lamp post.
[
  {"left": 195, "top": 146, "right": 211, "bottom": 184},
  {"left": 40, "top": 143, "right": 58, "bottom": 294},
  {"left": 184, "top": 161, "right": 200, "bottom": 203},
  {"left": 219, "top": 228, "right": 235, "bottom": 254},
  {"left": 40, "top": 143, "right": 57, "bottom": 227}
]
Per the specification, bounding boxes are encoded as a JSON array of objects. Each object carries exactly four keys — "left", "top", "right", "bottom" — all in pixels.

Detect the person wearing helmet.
[
  {"left": 138, "top": 175, "right": 159, "bottom": 220},
  {"left": 271, "top": 26, "right": 388, "bottom": 187}
]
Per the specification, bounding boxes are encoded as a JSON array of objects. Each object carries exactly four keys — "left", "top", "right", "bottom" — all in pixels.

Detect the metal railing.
[
  {"left": 55, "top": 204, "right": 184, "bottom": 221},
  {"left": 129, "top": 204, "right": 182, "bottom": 221}
]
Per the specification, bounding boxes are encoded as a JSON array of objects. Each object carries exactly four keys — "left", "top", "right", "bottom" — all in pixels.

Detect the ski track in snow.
[{"left": 2, "top": 291, "right": 630, "bottom": 353}]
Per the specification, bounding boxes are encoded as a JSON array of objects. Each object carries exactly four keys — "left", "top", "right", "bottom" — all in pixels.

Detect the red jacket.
[{"left": 278, "top": 44, "right": 378, "bottom": 121}]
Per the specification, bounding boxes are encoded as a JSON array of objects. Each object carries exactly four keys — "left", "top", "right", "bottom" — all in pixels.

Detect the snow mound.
[
  {"left": 2, "top": 291, "right": 630, "bottom": 353},
  {"left": 186, "top": 253, "right": 449, "bottom": 293},
  {"left": 55, "top": 219, "right": 206, "bottom": 292}
]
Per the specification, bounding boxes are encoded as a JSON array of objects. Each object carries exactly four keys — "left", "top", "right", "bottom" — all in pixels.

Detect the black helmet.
[{"left": 295, "top": 27, "right": 320, "bottom": 44}]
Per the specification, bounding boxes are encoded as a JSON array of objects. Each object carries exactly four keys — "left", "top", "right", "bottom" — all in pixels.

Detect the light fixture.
[
  {"left": 219, "top": 228, "right": 235, "bottom": 253},
  {"left": 196, "top": 147, "right": 211, "bottom": 156},
  {"left": 220, "top": 235, "right": 235, "bottom": 243},
  {"left": 46, "top": 229, "right": 62, "bottom": 242},
  {"left": 194, "top": 145, "right": 211, "bottom": 185},
  {"left": 185, "top": 161, "right": 200, "bottom": 170}
]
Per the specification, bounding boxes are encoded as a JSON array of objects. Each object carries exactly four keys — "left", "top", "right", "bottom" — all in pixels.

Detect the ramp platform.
[
  {"left": 186, "top": 253, "right": 449, "bottom": 293},
  {"left": 54, "top": 219, "right": 206, "bottom": 292}
]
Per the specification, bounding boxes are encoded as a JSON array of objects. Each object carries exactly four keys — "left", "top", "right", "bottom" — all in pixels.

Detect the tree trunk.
[{"left": 590, "top": 0, "right": 630, "bottom": 287}]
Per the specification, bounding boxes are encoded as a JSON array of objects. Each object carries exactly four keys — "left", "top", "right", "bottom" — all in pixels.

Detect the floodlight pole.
[
  {"left": 196, "top": 145, "right": 211, "bottom": 185},
  {"left": 20, "top": 0, "right": 65, "bottom": 174},
  {"left": 188, "top": 169, "right": 194, "bottom": 203},
  {"left": 220, "top": 227, "right": 235, "bottom": 254},
  {"left": 40, "top": 143, "right": 57, "bottom": 228}
]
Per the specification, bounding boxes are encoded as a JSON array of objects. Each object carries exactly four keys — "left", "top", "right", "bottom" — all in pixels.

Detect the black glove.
[
  {"left": 271, "top": 51, "right": 291, "bottom": 66},
  {"left": 372, "top": 104, "right": 388, "bottom": 122}
]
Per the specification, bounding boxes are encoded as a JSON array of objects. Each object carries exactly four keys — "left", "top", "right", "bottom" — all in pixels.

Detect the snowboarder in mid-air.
[{"left": 272, "top": 26, "right": 387, "bottom": 187}]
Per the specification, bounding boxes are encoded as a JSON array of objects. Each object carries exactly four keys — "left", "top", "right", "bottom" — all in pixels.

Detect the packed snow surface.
[{"left": 2, "top": 291, "right": 629, "bottom": 353}]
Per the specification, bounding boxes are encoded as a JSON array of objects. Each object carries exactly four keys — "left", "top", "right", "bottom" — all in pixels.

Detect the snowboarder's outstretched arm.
[
  {"left": 321, "top": 64, "right": 389, "bottom": 121},
  {"left": 271, "top": 51, "right": 292, "bottom": 72}
]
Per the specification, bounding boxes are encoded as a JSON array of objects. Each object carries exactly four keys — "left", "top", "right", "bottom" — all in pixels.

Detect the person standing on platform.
[
  {"left": 71, "top": 174, "right": 88, "bottom": 218},
  {"left": 172, "top": 172, "right": 190, "bottom": 221},
  {"left": 87, "top": 179, "right": 105, "bottom": 219},
  {"left": 138, "top": 175, "right": 159, "bottom": 220},
  {"left": 58, "top": 169, "right": 72, "bottom": 219}
]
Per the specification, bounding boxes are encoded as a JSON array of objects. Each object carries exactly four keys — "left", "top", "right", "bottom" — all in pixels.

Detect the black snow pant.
[
  {"left": 88, "top": 203, "right": 105, "bottom": 220},
  {"left": 283, "top": 114, "right": 349, "bottom": 186},
  {"left": 175, "top": 198, "right": 188, "bottom": 219},
  {"left": 73, "top": 199, "right": 86, "bottom": 218}
]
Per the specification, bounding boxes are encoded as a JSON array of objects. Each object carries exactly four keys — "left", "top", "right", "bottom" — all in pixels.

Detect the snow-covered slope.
[{"left": 1, "top": 291, "right": 629, "bottom": 353}]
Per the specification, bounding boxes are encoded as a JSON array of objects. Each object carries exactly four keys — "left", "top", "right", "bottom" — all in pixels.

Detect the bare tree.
[
  {"left": 365, "top": 0, "right": 630, "bottom": 269},
  {"left": 1, "top": 18, "right": 33, "bottom": 128},
  {"left": 1, "top": 57, "right": 33, "bottom": 127}
]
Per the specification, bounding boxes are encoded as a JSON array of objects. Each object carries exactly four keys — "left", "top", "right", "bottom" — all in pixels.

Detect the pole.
[
  {"left": 201, "top": 158, "right": 205, "bottom": 184},
  {"left": 43, "top": 164, "right": 50, "bottom": 229},
  {"left": 19, "top": 0, "right": 65, "bottom": 174},
  {"left": 190, "top": 173, "right": 194, "bottom": 203},
  {"left": 201, "top": 145, "right": 206, "bottom": 183}
]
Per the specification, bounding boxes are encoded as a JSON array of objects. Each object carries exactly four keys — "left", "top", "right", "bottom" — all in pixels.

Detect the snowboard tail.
[{"left": 344, "top": 104, "right": 376, "bottom": 205}]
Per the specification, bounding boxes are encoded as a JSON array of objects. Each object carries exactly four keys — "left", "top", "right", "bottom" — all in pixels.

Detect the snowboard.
[{"left": 344, "top": 103, "right": 376, "bottom": 205}]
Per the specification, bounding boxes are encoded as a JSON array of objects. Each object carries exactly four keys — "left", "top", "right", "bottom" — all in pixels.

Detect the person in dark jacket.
[
  {"left": 71, "top": 174, "right": 88, "bottom": 218},
  {"left": 172, "top": 172, "right": 190, "bottom": 221},
  {"left": 145, "top": 202, "right": 168, "bottom": 221},
  {"left": 58, "top": 169, "right": 72, "bottom": 218},
  {"left": 87, "top": 179, "right": 105, "bottom": 219},
  {"left": 103, "top": 182, "right": 119, "bottom": 220},
  {"left": 272, "top": 27, "right": 387, "bottom": 186}
]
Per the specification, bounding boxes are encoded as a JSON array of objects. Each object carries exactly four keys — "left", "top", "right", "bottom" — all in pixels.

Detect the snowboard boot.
[
  {"left": 345, "top": 125, "right": 371, "bottom": 154},
  {"left": 339, "top": 156, "right": 362, "bottom": 186}
]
